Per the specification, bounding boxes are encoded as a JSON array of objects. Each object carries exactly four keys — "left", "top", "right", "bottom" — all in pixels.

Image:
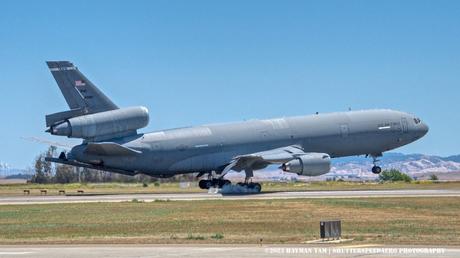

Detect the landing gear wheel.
[
  {"left": 235, "top": 182, "right": 262, "bottom": 193},
  {"left": 248, "top": 182, "right": 262, "bottom": 193},
  {"left": 372, "top": 166, "right": 382, "bottom": 174},
  {"left": 198, "top": 179, "right": 213, "bottom": 189},
  {"left": 199, "top": 179, "right": 231, "bottom": 189},
  {"left": 218, "top": 179, "right": 231, "bottom": 188}
]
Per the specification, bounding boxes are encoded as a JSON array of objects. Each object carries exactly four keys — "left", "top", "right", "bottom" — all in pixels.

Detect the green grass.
[
  {"left": 0, "top": 197, "right": 459, "bottom": 245},
  {"left": 187, "top": 233, "right": 206, "bottom": 240},
  {"left": 211, "top": 233, "right": 224, "bottom": 240}
]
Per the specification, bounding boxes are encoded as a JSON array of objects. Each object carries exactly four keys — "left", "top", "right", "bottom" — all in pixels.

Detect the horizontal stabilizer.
[
  {"left": 45, "top": 157, "right": 136, "bottom": 176},
  {"left": 84, "top": 142, "right": 142, "bottom": 156},
  {"left": 21, "top": 136, "right": 73, "bottom": 150},
  {"left": 45, "top": 108, "right": 86, "bottom": 127}
]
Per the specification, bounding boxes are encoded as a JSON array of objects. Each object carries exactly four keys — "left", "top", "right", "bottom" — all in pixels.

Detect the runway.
[
  {"left": 0, "top": 244, "right": 458, "bottom": 258},
  {"left": 1, "top": 189, "right": 460, "bottom": 205}
]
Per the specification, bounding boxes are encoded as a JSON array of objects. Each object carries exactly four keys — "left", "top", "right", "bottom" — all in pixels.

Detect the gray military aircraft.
[{"left": 45, "top": 61, "right": 429, "bottom": 192}]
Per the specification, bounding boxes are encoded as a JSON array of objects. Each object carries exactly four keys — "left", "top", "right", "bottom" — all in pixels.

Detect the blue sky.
[{"left": 0, "top": 0, "right": 459, "bottom": 168}]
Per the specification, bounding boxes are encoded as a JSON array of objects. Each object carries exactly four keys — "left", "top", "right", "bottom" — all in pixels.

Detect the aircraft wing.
[
  {"left": 222, "top": 145, "right": 306, "bottom": 173},
  {"left": 85, "top": 142, "right": 142, "bottom": 156}
]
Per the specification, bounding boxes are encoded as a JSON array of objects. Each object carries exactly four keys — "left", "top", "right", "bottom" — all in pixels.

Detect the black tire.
[
  {"left": 246, "top": 183, "right": 262, "bottom": 192},
  {"left": 211, "top": 178, "right": 220, "bottom": 187},
  {"left": 371, "top": 166, "right": 382, "bottom": 174},
  {"left": 252, "top": 183, "right": 262, "bottom": 193},
  {"left": 198, "top": 180, "right": 208, "bottom": 189},
  {"left": 198, "top": 180, "right": 212, "bottom": 189},
  {"left": 218, "top": 180, "right": 231, "bottom": 188}
]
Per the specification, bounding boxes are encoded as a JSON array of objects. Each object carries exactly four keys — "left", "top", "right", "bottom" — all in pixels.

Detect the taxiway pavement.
[{"left": 0, "top": 244, "right": 458, "bottom": 258}]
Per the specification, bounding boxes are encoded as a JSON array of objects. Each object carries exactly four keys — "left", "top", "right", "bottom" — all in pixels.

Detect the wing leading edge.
[{"left": 221, "top": 145, "right": 306, "bottom": 174}]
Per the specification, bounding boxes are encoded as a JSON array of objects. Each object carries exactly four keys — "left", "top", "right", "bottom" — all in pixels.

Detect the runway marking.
[
  {"left": 0, "top": 245, "right": 459, "bottom": 258},
  {"left": 0, "top": 252, "right": 34, "bottom": 255}
]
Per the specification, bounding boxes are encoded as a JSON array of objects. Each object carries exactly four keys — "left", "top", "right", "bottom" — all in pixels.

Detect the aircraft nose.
[
  {"left": 415, "top": 121, "right": 429, "bottom": 138},
  {"left": 421, "top": 122, "right": 429, "bottom": 135}
]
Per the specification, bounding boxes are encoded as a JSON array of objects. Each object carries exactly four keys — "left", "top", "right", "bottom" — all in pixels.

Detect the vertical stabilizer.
[{"left": 46, "top": 61, "right": 118, "bottom": 114}]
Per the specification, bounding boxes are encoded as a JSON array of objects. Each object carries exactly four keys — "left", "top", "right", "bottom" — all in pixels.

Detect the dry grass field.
[
  {"left": 0, "top": 197, "right": 459, "bottom": 245},
  {"left": 1, "top": 180, "right": 460, "bottom": 196}
]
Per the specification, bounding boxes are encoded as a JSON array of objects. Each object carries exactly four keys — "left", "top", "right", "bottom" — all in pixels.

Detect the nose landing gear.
[
  {"left": 370, "top": 154, "right": 382, "bottom": 174},
  {"left": 372, "top": 165, "right": 382, "bottom": 174}
]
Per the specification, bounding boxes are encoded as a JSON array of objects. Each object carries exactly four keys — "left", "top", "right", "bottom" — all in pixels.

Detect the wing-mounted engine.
[
  {"left": 281, "top": 153, "right": 331, "bottom": 176},
  {"left": 46, "top": 106, "right": 149, "bottom": 141}
]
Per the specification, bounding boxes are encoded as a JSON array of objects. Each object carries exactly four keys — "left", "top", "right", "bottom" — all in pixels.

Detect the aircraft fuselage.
[{"left": 70, "top": 109, "right": 428, "bottom": 177}]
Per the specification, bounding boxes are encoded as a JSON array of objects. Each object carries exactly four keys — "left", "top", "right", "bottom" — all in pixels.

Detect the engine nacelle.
[
  {"left": 281, "top": 153, "right": 331, "bottom": 176},
  {"left": 49, "top": 106, "right": 149, "bottom": 139}
]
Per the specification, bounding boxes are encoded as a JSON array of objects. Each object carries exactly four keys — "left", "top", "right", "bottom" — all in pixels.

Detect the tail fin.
[{"left": 46, "top": 61, "right": 118, "bottom": 114}]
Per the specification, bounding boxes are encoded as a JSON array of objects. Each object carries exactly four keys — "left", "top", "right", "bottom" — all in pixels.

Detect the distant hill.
[
  {"left": 331, "top": 153, "right": 460, "bottom": 174},
  {"left": 445, "top": 155, "right": 460, "bottom": 163},
  {"left": 0, "top": 162, "right": 32, "bottom": 178},
  {"left": 5, "top": 173, "right": 32, "bottom": 180}
]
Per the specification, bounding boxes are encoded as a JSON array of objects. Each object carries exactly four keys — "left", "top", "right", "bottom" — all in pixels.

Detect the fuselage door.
[
  {"left": 340, "top": 124, "right": 349, "bottom": 138},
  {"left": 401, "top": 118, "right": 408, "bottom": 133}
]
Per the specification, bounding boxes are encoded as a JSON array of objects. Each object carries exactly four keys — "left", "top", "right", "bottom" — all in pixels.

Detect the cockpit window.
[{"left": 414, "top": 118, "right": 421, "bottom": 124}]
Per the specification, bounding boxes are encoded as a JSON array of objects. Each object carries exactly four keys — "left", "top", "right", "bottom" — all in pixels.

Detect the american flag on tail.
[{"left": 75, "top": 80, "right": 86, "bottom": 87}]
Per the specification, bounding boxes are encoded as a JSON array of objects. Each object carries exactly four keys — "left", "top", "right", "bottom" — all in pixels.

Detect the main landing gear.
[
  {"left": 237, "top": 182, "right": 262, "bottom": 192},
  {"left": 198, "top": 178, "right": 231, "bottom": 189},
  {"left": 198, "top": 169, "right": 262, "bottom": 193},
  {"left": 199, "top": 179, "right": 262, "bottom": 193},
  {"left": 236, "top": 167, "right": 262, "bottom": 192}
]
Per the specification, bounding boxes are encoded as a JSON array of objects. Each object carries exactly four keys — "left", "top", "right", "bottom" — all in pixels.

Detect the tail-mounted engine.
[{"left": 46, "top": 106, "right": 149, "bottom": 140}]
